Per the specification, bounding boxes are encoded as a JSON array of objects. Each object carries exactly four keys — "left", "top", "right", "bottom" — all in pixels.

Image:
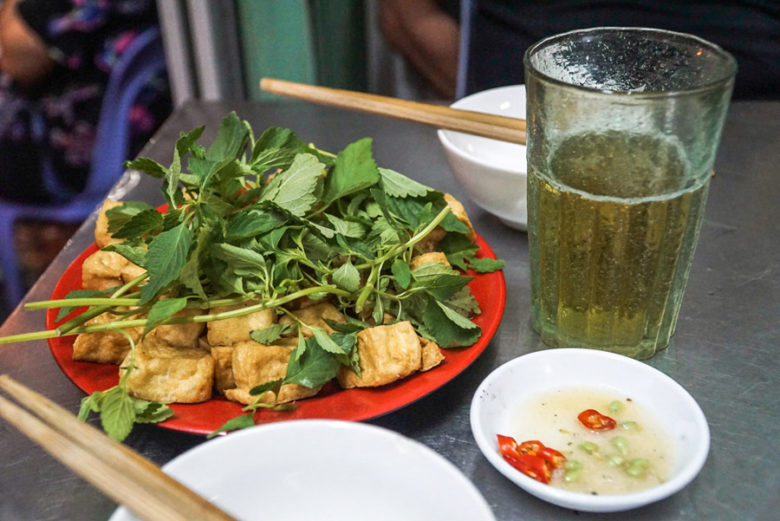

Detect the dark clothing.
[
  {"left": 465, "top": 0, "right": 780, "bottom": 100},
  {"left": 0, "top": 0, "right": 171, "bottom": 203}
]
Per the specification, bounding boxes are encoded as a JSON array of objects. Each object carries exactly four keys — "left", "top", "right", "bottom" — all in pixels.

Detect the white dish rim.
[
  {"left": 469, "top": 348, "right": 710, "bottom": 512},
  {"left": 437, "top": 85, "right": 527, "bottom": 176},
  {"left": 110, "top": 419, "right": 497, "bottom": 521}
]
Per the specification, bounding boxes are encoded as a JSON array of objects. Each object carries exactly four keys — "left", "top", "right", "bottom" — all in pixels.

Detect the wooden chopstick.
[
  {"left": 0, "top": 375, "right": 238, "bottom": 521},
  {"left": 260, "top": 77, "right": 527, "bottom": 145}
]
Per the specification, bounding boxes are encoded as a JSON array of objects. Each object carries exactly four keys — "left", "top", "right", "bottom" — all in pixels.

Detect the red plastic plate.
[{"left": 47, "top": 235, "right": 506, "bottom": 436}]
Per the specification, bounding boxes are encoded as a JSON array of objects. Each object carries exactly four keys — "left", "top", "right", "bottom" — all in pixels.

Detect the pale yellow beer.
[{"left": 529, "top": 131, "right": 709, "bottom": 359}]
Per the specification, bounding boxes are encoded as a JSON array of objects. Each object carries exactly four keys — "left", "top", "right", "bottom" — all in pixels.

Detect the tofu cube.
[
  {"left": 81, "top": 250, "right": 126, "bottom": 291},
  {"left": 72, "top": 312, "right": 144, "bottom": 364},
  {"left": 82, "top": 250, "right": 145, "bottom": 291},
  {"left": 420, "top": 337, "right": 444, "bottom": 371},
  {"left": 95, "top": 199, "right": 123, "bottom": 248},
  {"left": 278, "top": 301, "right": 345, "bottom": 337},
  {"left": 206, "top": 304, "right": 275, "bottom": 345},
  {"left": 148, "top": 307, "right": 205, "bottom": 348},
  {"left": 210, "top": 345, "right": 235, "bottom": 394},
  {"left": 410, "top": 251, "right": 451, "bottom": 270},
  {"left": 444, "top": 193, "right": 476, "bottom": 240},
  {"left": 337, "top": 321, "right": 422, "bottom": 389},
  {"left": 224, "top": 341, "right": 320, "bottom": 405},
  {"left": 122, "top": 336, "right": 214, "bottom": 403}
]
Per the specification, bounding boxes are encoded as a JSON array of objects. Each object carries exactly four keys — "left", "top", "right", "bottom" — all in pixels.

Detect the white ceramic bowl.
[
  {"left": 470, "top": 349, "right": 709, "bottom": 512},
  {"left": 438, "top": 85, "right": 527, "bottom": 230},
  {"left": 110, "top": 420, "right": 496, "bottom": 521}
]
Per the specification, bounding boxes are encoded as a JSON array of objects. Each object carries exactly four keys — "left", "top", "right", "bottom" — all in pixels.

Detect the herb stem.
[
  {"left": 355, "top": 205, "right": 451, "bottom": 271},
  {"left": 25, "top": 298, "right": 142, "bottom": 310},
  {"left": 0, "top": 285, "right": 352, "bottom": 344}
]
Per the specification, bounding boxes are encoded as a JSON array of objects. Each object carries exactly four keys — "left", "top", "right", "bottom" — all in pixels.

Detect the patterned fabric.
[{"left": 0, "top": 0, "right": 171, "bottom": 202}]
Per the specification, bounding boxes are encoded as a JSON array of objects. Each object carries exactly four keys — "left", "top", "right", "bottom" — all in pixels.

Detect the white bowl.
[
  {"left": 110, "top": 420, "right": 496, "bottom": 521},
  {"left": 470, "top": 349, "right": 709, "bottom": 512},
  {"left": 438, "top": 85, "right": 527, "bottom": 230}
]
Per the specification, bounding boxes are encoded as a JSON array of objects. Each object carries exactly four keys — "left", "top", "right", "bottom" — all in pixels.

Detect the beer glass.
[{"left": 524, "top": 27, "right": 736, "bottom": 359}]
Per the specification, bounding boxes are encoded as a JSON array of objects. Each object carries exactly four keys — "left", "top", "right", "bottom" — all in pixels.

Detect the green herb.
[{"left": 1, "top": 112, "right": 504, "bottom": 440}]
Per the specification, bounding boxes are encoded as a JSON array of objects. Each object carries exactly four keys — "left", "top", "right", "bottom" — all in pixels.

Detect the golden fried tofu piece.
[
  {"left": 121, "top": 336, "right": 214, "bottom": 403},
  {"left": 82, "top": 250, "right": 145, "bottom": 291},
  {"left": 420, "top": 337, "right": 444, "bottom": 371},
  {"left": 82, "top": 250, "right": 125, "bottom": 290},
  {"left": 206, "top": 304, "right": 275, "bottom": 346},
  {"left": 417, "top": 226, "right": 447, "bottom": 253},
  {"left": 210, "top": 345, "right": 235, "bottom": 394},
  {"left": 444, "top": 193, "right": 476, "bottom": 240},
  {"left": 95, "top": 199, "right": 123, "bottom": 248},
  {"left": 337, "top": 321, "right": 422, "bottom": 389},
  {"left": 148, "top": 307, "right": 205, "bottom": 348},
  {"left": 278, "top": 301, "right": 345, "bottom": 337},
  {"left": 121, "top": 261, "right": 147, "bottom": 284},
  {"left": 224, "top": 341, "right": 321, "bottom": 405},
  {"left": 410, "top": 251, "right": 451, "bottom": 270},
  {"left": 72, "top": 312, "right": 144, "bottom": 364}
]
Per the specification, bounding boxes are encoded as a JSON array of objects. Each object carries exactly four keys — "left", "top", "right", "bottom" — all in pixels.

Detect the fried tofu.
[
  {"left": 121, "top": 336, "right": 214, "bottom": 403},
  {"left": 410, "top": 251, "right": 451, "bottom": 270},
  {"left": 337, "top": 321, "right": 422, "bottom": 389},
  {"left": 148, "top": 307, "right": 205, "bottom": 348},
  {"left": 210, "top": 345, "right": 235, "bottom": 394},
  {"left": 95, "top": 199, "right": 123, "bottom": 248},
  {"left": 206, "top": 304, "right": 275, "bottom": 346},
  {"left": 223, "top": 341, "right": 320, "bottom": 405},
  {"left": 120, "top": 261, "right": 147, "bottom": 284},
  {"left": 420, "top": 337, "right": 444, "bottom": 371},
  {"left": 82, "top": 250, "right": 145, "bottom": 291},
  {"left": 443, "top": 193, "right": 476, "bottom": 240},
  {"left": 81, "top": 250, "right": 126, "bottom": 291},
  {"left": 417, "top": 226, "right": 447, "bottom": 253},
  {"left": 72, "top": 312, "right": 144, "bottom": 364},
  {"left": 278, "top": 301, "right": 345, "bottom": 337}
]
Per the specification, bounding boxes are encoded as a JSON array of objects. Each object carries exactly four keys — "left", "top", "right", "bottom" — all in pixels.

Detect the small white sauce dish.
[
  {"left": 470, "top": 348, "right": 710, "bottom": 512},
  {"left": 437, "top": 85, "right": 528, "bottom": 230}
]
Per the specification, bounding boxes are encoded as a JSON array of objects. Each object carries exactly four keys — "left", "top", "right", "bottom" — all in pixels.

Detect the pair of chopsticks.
[
  {"left": 0, "top": 375, "right": 237, "bottom": 521},
  {"left": 260, "top": 78, "right": 527, "bottom": 145}
]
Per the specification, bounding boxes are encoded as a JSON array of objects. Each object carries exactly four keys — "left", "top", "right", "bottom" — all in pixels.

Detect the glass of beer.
[{"left": 524, "top": 28, "right": 736, "bottom": 359}]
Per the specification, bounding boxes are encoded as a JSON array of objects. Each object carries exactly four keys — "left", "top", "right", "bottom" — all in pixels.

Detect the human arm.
[
  {"left": 0, "top": 0, "right": 54, "bottom": 86},
  {"left": 378, "top": 0, "right": 460, "bottom": 99}
]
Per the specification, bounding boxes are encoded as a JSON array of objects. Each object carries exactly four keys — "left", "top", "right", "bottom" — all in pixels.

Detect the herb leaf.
[
  {"left": 98, "top": 386, "right": 136, "bottom": 442},
  {"left": 322, "top": 137, "right": 379, "bottom": 205},
  {"left": 207, "top": 413, "right": 256, "bottom": 439},
  {"left": 261, "top": 153, "right": 323, "bottom": 216},
  {"left": 140, "top": 222, "right": 193, "bottom": 303}
]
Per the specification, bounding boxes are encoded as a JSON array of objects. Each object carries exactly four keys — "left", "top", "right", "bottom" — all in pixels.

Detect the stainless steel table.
[{"left": 1, "top": 100, "right": 778, "bottom": 521}]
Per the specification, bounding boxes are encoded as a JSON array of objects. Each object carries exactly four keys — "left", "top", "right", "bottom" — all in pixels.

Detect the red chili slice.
[
  {"left": 496, "top": 435, "right": 566, "bottom": 484},
  {"left": 538, "top": 446, "right": 567, "bottom": 469},
  {"left": 577, "top": 409, "right": 617, "bottom": 431},
  {"left": 502, "top": 451, "right": 552, "bottom": 484},
  {"left": 517, "top": 440, "right": 544, "bottom": 456}
]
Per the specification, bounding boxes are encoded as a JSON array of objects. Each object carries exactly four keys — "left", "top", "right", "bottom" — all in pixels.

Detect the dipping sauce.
[{"left": 510, "top": 387, "right": 674, "bottom": 495}]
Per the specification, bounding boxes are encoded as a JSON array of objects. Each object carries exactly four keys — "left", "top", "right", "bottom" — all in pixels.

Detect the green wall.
[{"left": 235, "top": 0, "right": 367, "bottom": 101}]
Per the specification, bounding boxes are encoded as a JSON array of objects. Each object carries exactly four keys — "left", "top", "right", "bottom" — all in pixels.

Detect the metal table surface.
[{"left": 1, "top": 100, "right": 777, "bottom": 521}]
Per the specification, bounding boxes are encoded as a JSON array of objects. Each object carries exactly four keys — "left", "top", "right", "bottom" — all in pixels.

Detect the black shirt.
[{"left": 465, "top": 0, "right": 780, "bottom": 99}]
